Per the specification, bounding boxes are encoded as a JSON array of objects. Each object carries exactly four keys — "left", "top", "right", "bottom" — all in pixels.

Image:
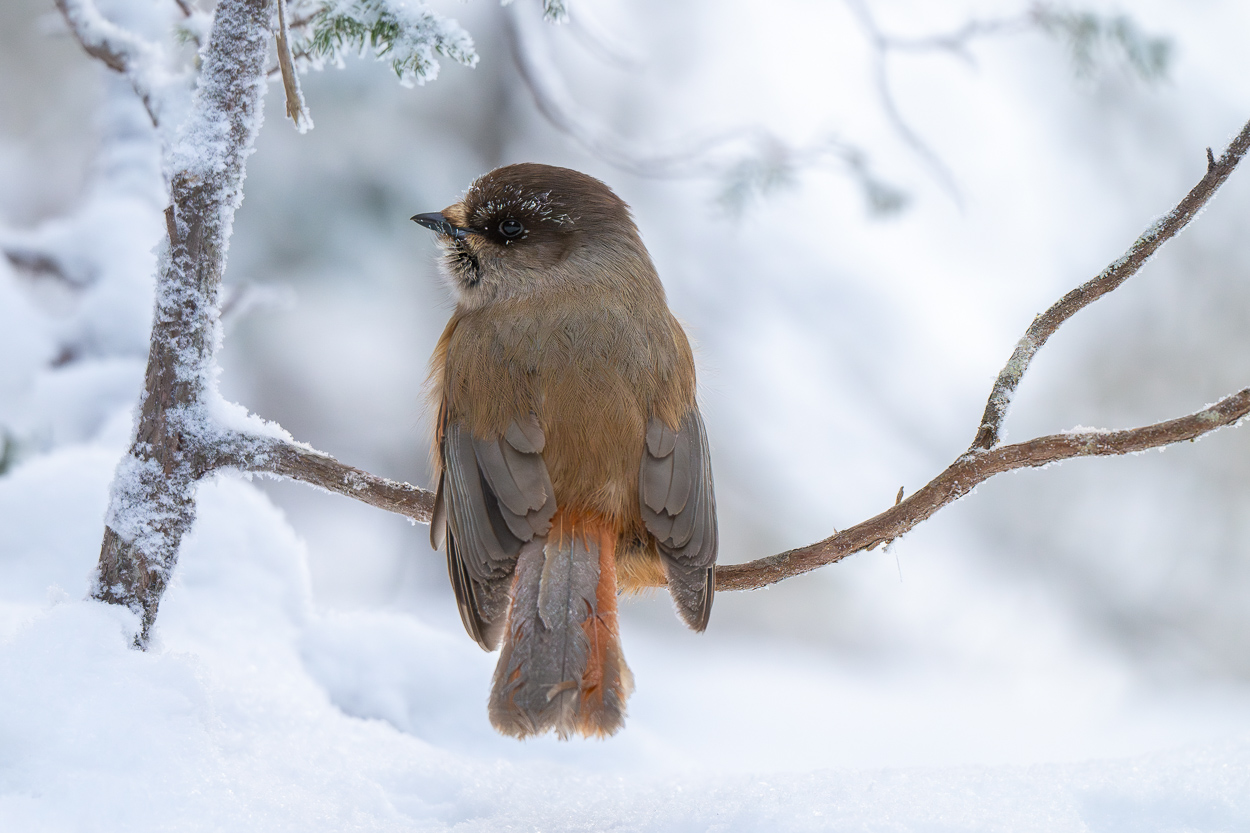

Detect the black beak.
[{"left": 411, "top": 212, "right": 468, "bottom": 240}]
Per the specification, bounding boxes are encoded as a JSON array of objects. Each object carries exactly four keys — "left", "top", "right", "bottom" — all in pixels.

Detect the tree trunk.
[{"left": 92, "top": 0, "right": 272, "bottom": 646}]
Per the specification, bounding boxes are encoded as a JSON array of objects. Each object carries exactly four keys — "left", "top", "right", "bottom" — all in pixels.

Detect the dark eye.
[{"left": 498, "top": 218, "right": 525, "bottom": 239}]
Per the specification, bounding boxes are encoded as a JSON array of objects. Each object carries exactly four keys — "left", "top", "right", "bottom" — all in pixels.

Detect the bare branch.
[
  {"left": 214, "top": 437, "right": 435, "bottom": 522},
  {"left": 565, "top": 5, "right": 643, "bottom": 71},
  {"left": 275, "top": 0, "right": 313, "bottom": 132},
  {"left": 505, "top": 6, "right": 736, "bottom": 179},
  {"left": 55, "top": 0, "right": 165, "bottom": 126},
  {"left": 843, "top": 0, "right": 968, "bottom": 203},
  {"left": 717, "top": 389, "right": 1250, "bottom": 591},
  {"left": 3, "top": 245, "right": 83, "bottom": 286},
  {"left": 843, "top": 1, "right": 1176, "bottom": 204},
  {"left": 704, "top": 117, "right": 1250, "bottom": 591},
  {"left": 505, "top": 6, "right": 903, "bottom": 214},
  {"left": 870, "top": 10, "right": 1030, "bottom": 60},
  {"left": 971, "top": 117, "right": 1250, "bottom": 451}
]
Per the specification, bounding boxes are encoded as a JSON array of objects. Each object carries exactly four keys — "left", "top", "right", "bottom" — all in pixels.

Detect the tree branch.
[
  {"left": 505, "top": 5, "right": 905, "bottom": 214},
  {"left": 971, "top": 119, "right": 1250, "bottom": 451},
  {"left": 710, "top": 115, "right": 1250, "bottom": 590},
  {"left": 3, "top": 244, "right": 84, "bottom": 287},
  {"left": 55, "top": 0, "right": 165, "bottom": 126},
  {"left": 842, "top": 0, "right": 967, "bottom": 203},
  {"left": 718, "top": 389, "right": 1250, "bottom": 591},
  {"left": 90, "top": 0, "right": 273, "bottom": 645},
  {"left": 214, "top": 436, "right": 435, "bottom": 522},
  {"left": 275, "top": 0, "right": 313, "bottom": 132}
]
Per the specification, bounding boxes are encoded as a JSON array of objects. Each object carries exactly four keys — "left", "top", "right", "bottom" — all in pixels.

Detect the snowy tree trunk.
[{"left": 93, "top": 0, "right": 272, "bottom": 645}]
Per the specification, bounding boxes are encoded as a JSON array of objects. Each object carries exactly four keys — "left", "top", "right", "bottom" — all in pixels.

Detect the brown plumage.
[{"left": 415, "top": 163, "right": 717, "bottom": 739}]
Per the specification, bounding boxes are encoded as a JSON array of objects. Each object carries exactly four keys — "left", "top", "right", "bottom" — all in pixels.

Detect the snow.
[{"left": 4, "top": 444, "right": 1250, "bottom": 830}]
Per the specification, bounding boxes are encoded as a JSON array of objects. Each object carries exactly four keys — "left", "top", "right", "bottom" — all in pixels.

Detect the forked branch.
[{"left": 972, "top": 122, "right": 1250, "bottom": 451}]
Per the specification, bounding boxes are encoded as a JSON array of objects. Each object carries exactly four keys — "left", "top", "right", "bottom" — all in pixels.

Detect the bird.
[{"left": 412, "top": 163, "right": 718, "bottom": 739}]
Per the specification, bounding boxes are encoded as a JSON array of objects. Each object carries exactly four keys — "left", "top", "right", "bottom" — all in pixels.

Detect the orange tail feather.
[{"left": 488, "top": 513, "right": 633, "bottom": 739}]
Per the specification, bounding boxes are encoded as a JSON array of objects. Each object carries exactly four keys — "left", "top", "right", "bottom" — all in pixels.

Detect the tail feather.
[
  {"left": 488, "top": 518, "right": 632, "bottom": 739},
  {"left": 575, "top": 527, "right": 634, "bottom": 737}
]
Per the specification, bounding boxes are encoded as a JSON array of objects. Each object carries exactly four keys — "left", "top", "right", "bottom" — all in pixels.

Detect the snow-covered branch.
[
  {"left": 213, "top": 435, "right": 435, "bottom": 521},
  {"left": 55, "top": 0, "right": 168, "bottom": 126},
  {"left": 92, "top": 0, "right": 273, "bottom": 644},
  {"left": 61, "top": 0, "right": 481, "bottom": 646},
  {"left": 297, "top": 0, "right": 478, "bottom": 87}
]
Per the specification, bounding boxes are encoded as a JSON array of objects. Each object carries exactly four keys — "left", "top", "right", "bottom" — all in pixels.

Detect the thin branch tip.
[{"left": 716, "top": 118, "right": 1250, "bottom": 592}]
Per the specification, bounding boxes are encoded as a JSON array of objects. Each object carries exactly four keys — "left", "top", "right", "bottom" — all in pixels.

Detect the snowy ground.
[{"left": 3, "top": 407, "right": 1250, "bottom": 829}]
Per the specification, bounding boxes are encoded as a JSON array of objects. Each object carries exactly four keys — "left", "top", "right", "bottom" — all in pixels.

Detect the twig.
[
  {"left": 842, "top": 0, "right": 966, "bottom": 204},
  {"left": 228, "top": 439, "right": 436, "bottom": 521},
  {"left": 55, "top": 0, "right": 164, "bottom": 127},
  {"left": 971, "top": 118, "right": 1250, "bottom": 451},
  {"left": 505, "top": 6, "right": 898, "bottom": 211},
  {"left": 3, "top": 245, "right": 80, "bottom": 286},
  {"left": 275, "top": 0, "right": 313, "bottom": 132},
  {"left": 870, "top": 10, "right": 1030, "bottom": 61}
]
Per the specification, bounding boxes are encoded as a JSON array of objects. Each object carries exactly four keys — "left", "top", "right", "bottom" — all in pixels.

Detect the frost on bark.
[{"left": 93, "top": 0, "right": 273, "bottom": 642}]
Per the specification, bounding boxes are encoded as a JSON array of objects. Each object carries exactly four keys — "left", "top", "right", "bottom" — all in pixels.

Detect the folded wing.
[
  {"left": 432, "top": 412, "right": 556, "bottom": 649},
  {"left": 639, "top": 408, "right": 718, "bottom": 631}
]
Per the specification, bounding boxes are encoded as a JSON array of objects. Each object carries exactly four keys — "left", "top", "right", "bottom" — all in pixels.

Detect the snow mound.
[{"left": 1, "top": 440, "right": 1249, "bottom": 831}]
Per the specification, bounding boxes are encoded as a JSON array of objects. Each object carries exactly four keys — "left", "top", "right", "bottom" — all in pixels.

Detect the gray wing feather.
[
  {"left": 440, "top": 416, "right": 556, "bottom": 650},
  {"left": 639, "top": 409, "right": 718, "bottom": 632},
  {"left": 505, "top": 412, "right": 545, "bottom": 454},
  {"left": 430, "top": 470, "right": 447, "bottom": 552},
  {"left": 472, "top": 436, "right": 533, "bottom": 516},
  {"left": 641, "top": 452, "right": 674, "bottom": 514},
  {"left": 646, "top": 419, "right": 677, "bottom": 457},
  {"left": 664, "top": 428, "right": 693, "bottom": 516},
  {"left": 500, "top": 442, "right": 552, "bottom": 512},
  {"left": 445, "top": 423, "right": 509, "bottom": 572}
]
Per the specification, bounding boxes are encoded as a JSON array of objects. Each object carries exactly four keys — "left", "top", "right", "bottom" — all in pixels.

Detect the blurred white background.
[{"left": 5, "top": 0, "right": 1250, "bottom": 775}]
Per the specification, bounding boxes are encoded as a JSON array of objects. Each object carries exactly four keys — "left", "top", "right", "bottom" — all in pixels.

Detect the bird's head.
[{"left": 412, "top": 163, "right": 655, "bottom": 310}]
